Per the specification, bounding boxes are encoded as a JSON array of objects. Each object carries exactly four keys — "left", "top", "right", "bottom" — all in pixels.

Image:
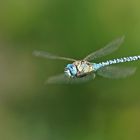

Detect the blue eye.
[
  {"left": 66, "top": 64, "right": 74, "bottom": 69},
  {"left": 70, "top": 65, "right": 74, "bottom": 69},
  {"left": 65, "top": 64, "right": 77, "bottom": 76}
]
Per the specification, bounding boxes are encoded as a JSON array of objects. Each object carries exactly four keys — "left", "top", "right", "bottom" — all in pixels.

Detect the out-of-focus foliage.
[{"left": 0, "top": 0, "right": 140, "bottom": 140}]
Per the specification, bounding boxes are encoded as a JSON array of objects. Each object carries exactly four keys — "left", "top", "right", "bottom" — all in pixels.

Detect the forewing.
[
  {"left": 97, "top": 66, "right": 136, "bottom": 79},
  {"left": 46, "top": 73, "right": 96, "bottom": 84},
  {"left": 33, "top": 50, "right": 76, "bottom": 61},
  {"left": 84, "top": 36, "right": 125, "bottom": 61}
]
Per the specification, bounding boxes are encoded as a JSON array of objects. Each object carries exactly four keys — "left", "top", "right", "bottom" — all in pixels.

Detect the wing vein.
[
  {"left": 33, "top": 50, "right": 77, "bottom": 61},
  {"left": 84, "top": 36, "right": 125, "bottom": 61}
]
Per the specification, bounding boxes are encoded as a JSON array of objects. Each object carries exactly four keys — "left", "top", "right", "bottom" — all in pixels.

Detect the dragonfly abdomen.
[{"left": 93, "top": 55, "right": 140, "bottom": 71}]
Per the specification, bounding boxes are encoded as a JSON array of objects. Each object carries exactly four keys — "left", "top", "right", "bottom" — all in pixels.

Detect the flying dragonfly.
[{"left": 33, "top": 36, "right": 140, "bottom": 84}]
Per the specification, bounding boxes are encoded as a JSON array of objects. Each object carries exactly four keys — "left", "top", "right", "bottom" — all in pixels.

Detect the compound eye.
[
  {"left": 66, "top": 64, "right": 74, "bottom": 69},
  {"left": 70, "top": 64, "right": 74, "bottom": 69},
  {"left": 64, "top": 69, "right": 71, "bottom": 77}
]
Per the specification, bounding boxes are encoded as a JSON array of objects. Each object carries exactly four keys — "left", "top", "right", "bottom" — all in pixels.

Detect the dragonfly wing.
[
  {"left": 46, "top": 73, "right": 96, "bottom": 84},
  {"left": 97, "top": 66, "right": 136, "bottom": 79},
  {"left": 33, "top": 50, "right": 77, "bottom": 61},
  {"left": 84, "top": 36, "right": 125, "bottom": 61}
]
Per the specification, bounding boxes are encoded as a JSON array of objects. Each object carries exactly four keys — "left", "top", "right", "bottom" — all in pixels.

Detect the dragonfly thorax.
[{"left": 64, "top": 60, "right": 94, "bottom": 78}]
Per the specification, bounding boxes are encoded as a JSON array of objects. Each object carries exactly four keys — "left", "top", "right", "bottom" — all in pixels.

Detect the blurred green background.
[{"left": 0, "top": 0, "right": 140, "bottom": 140}]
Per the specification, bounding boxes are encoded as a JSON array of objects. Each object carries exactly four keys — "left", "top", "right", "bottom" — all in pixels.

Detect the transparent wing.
[
  {"left": 84, "top": 36, "right": 125, "bottom": 61},
  {"left": 45, "top": 73, "right": 96, "bottom": 84},
  {"left": 97, "top": 66, "right": 136, "bottom": 79},
  {"left": 33, "top": 50, "right": 77, "bottom": 61}
]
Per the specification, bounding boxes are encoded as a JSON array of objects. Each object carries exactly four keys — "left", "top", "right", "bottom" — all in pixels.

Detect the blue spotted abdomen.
[{"left": 93, "top": 55, "right": 140, "bottom": 71}]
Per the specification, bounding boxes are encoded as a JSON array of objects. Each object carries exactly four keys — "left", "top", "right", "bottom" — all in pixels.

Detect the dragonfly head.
[{"left": 64, "top": 64, "right": 77, "bottom": 77}]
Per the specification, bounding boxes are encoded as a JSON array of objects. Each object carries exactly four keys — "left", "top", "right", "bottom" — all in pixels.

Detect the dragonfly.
[{"left": 33, "top": 36, "right": 140, "bottom": 84}]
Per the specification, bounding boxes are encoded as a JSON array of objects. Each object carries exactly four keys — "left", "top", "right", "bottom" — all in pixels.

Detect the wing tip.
[
  {"left": 130, "top": 67, "right": 137, "bottom": 74},
  {"left": 121, "top": 35, "right": 125, "bottom": 40},
  {"left": 44, "top": 78, "right": 54, "bottom": 85},
  {"left": 120, "top": 35, "right": 125, "bottom": 42},
  {"left": 115, "top": 35, "right": 125, "bottom": 43},
  {"left": 32, "top": 50, "right": 41, "bottom": 57}
]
